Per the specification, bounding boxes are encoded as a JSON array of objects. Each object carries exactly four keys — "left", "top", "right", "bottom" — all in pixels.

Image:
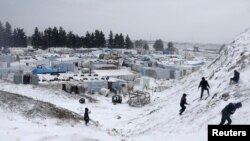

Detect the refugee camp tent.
[
  {"left": 83, "top": 80, "right": 108, "bottom": 94},
  {"left": 51, "top": 62, "right": 75, "bottom": 72},
  {"left": 13, "top": 73, "right": 22, "bottom": 84},
  {"left": 140, "top": 67, "right": 170, "bottom": 79},
  {"left": 0, "top": 55, "right": 16, "bottom": 63}
]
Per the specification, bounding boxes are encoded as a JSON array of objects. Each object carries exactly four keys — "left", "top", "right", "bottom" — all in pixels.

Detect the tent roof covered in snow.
[{"left": 94, "top": 69, "right": 134, "bottom": 77}]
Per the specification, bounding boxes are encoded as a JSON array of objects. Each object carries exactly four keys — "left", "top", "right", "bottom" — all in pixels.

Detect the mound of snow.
[{"left": 0, "top": 90, "right": 84, "bottom": 124}]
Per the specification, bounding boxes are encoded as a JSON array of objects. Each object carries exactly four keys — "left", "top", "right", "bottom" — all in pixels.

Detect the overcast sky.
[{"left": 0, "top": 0, "right": 250, "bottom": 43}]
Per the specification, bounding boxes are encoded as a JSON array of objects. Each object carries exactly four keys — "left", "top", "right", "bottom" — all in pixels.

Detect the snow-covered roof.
[
  {"left": 94, "top": 69, "right": 134, "bottom": 76},
  {"left": 55, "top": 57, "right": 79, "bottom": 62},
  {"left": 185, "top": 61, "right": 204, "bottom": 65}
]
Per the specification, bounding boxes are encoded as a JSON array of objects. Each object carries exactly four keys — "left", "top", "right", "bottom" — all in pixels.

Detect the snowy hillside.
[
  {"left": 0, "top": 29, "right": 250, "bottom": 141},
  {"left": 126, "top": 28, "right": 250, "bottom": 141}
]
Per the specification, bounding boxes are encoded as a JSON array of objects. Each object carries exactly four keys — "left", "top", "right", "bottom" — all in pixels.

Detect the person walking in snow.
[
  {"left": 198, "top": 77, "right": 210, "bottom": 100},
  {"left": 230, "top": 70, "right": 240, "bottom": 84},
  {"left": 179, "top": 93, "right": 189, "bottom": 115},
  {"left": 219, "top": 102, "right": 242, "bottom": 125},
  {"left": 84, "top": 107, "right": 90, "bottom": 126}
]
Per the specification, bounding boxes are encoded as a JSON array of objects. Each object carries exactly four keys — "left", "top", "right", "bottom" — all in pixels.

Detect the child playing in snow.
[
  {"left": 198, "top": 77, "right": 210, "bottom": 100},
  {"left": 219, "top": 102, "right": 242, "bottom": 125},
  {"left": 179, "top": 93, "right": 189, "bottom": 115},
  {"left": 84, "top": 108, "right": 90, "bottom": 126},
  {"left": 230, "top": 70, "right": 240, "bottom": 84}
]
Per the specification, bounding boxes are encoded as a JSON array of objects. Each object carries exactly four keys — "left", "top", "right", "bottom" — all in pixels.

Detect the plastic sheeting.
[
  {"left": 170, "top": 70, "right": 181, "bottom": 79},
  {"left": 20, "top": 58, "right": 50, "bottom": 67},
  {"left": 0, "top": 62, "right": 9, "bottom": 69},
  {"left": 131, "top": 64, "right": 143, "bottom": 72},
  {"left": 0, "top": 65, "right": 32, "bottom": 79},
  {"left": 30, "top": 74, "right": 39, "bottom": 85},
  {"left": 92, "top": 64, "right": 117, "bottom": 70},
  {"left": 84, "top": 80, "right": 107, "bottom": 93},
  {"left": 51, "top": 62, "right": 75, "bottom": 72},
  {"left": 118, "top": 75, "right": 137, "bottom": 81},
  {"left": 140, "top": 67, "right": 170, "bottom": 79},
  {"left": 0, "top": 55, "right": 16, "bottom": 63},
  {"left": 13, "top": 73, "right": 22, "bottom": 84},
  {"left": 111, "top": 80, "right": 126, "bottom": 91}
]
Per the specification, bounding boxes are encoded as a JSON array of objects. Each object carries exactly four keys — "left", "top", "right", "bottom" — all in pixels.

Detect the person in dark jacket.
[
  {"left": 219, "top": 102, "right": 242, "bottom": 125},
  {"left": 198, "top": 77, "right": 210, "bottom": 100},
  {"left": 84, "top": 108, "right": 90, "bottom": 126},
  {"left": 230, "top": 70, "right": 240, "bottom": 84},
  {"left": 179, "top": 93, "right": 189, "bottom": 115}
]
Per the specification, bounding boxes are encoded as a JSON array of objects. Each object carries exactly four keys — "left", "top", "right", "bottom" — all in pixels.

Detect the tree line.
[
  {"left": 32, "top": 27, "right": 108, "bottom": 49},
  {"left": 134, "top": 39, "right": 175, "bottom": 53},
  {"left": 30, "top": 27, "right": 134, "bottom": 49},
  {"left": 0, "top": 21, "right": 27, "bottom": 47},
  {"left": 0, "top": 20, "right": 173, "bottom": 51},
  {"left": 0, "top": 21, "right": 134, "bottom": 50}
]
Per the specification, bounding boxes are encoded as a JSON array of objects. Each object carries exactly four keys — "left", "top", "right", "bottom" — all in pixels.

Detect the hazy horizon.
[{"left": 0, "top": 0, "right": 249, "bottom": 44}]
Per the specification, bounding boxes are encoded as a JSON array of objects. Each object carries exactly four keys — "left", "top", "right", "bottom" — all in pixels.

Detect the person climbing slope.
[
  {"left": 219, "top": 102, "right": 242, "bottom": 125},
  {"left": 198, "top": 77, "right": 210, "bottom": 100},
  {"left": 230, "top": 70, "right": 240, "bottom": 84},
  {"left": 179, "top": 93, "right": 189, "bottom": 115}
]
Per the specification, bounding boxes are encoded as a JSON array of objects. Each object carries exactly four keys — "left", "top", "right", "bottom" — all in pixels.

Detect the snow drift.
[{"left": 0, "top": 90, "right": 84, "bottom": 124}]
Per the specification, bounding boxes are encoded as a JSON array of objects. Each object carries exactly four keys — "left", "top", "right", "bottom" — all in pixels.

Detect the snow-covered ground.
[{"left": 0, "top": 29, "right": 250, "bottom": 141}]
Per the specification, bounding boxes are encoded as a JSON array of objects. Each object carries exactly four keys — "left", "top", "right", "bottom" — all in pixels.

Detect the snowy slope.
[
  {"left": 0, "top": 90, "right": 122, "bottom": 141},
  {"left": 0, "top": 110, "right": 120, "bottom": 141},
  {"left": 126, "top": 28, "right": 250, "bottom": 141},
  {"left": 0, "top": 81, "right": 146, "bottom": 141},
  {"left": 0, "top": 29, "right": 250, "bottom": 141}
]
